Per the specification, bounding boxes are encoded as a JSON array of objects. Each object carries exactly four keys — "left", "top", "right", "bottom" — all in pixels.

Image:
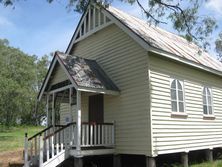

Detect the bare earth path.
[{"left": 0, "top": 149, "right": 23, "bottom": 167}]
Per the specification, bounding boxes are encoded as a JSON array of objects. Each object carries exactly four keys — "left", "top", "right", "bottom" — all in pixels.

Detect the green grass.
[
  {"left": 191, "top": 160, "right": 222, "bottom": 167},
  {"left": 0, "top": 125, "right": 43, "bottom": 152}
]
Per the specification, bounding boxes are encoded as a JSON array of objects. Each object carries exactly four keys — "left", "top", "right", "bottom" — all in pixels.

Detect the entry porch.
[{"left": 24, "top": 52, "right": 119, "bottom": 167}]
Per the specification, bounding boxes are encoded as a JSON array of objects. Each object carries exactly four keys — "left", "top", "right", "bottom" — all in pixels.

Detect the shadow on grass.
[
  {"left": 0, "top": 136, "right": 14, "bottom": 141},
  {"left": 0, "top": 125, "right": 17, "bottom": 133}
]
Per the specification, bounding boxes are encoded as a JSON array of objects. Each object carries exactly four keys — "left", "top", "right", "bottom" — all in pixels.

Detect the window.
[
  {"left": 203, "top": 87, "right": 213, "bottom": 115},
  {"left": 171, "top": 79, "right": 184, "bottom": 112}
]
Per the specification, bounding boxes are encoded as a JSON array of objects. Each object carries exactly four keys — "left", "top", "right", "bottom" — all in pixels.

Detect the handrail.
[
  {"left": 28, "top": 125, "right": 65, "bottom": 141},
  {"left": 43, "top": 122, "right": 76, "bottom": 140},
  {"left": 81, "top": 122, "right": 114, "bottom": 125},
  {"left": 42, "top": 122, "right": 114, "bottom": 140}
]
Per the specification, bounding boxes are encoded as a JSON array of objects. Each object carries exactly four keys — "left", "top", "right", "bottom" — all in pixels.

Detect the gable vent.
[{"left": 75, "top": 4, "right": 112, "bottom": 43}]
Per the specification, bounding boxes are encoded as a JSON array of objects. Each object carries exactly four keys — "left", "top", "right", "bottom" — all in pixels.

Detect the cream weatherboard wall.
[
  {"left": 59, "top": 92, "right": 89, "bottom": 125},
  {"left": 70, "top": 24, "right": 151, "bottom": 155},
  {"left": 149, "top": 53, "right": 222, "bottom": 155},
  {"left": 49, "top": 63, "right": 68, "bottom": 86}
]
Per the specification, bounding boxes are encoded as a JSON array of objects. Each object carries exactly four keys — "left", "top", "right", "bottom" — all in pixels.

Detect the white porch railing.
[
  {"left": 81, "top": 122, "right": 115, "bottom": 147},
  {"left": 24, "top": 122, "right": 115, "bottom": 167},
  {"left": 24, "top": 125, "right": 65, "bottom": 167}
]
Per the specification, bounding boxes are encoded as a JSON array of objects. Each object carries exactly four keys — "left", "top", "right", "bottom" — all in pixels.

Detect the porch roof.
[{"left": 38, "top": 52, "right": 120, "bottom": 100}]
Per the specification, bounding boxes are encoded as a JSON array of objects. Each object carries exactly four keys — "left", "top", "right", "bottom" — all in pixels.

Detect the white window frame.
[
  {"left": 170, "top": 78, "right": 186, "bottom": 113},
  {"left": 202, "top": 86, "right": 214, "bottom": 116}
]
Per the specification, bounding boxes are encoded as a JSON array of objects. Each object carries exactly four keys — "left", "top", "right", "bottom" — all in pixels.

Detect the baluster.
[
  {"left": 69, "top": 126, "right": 72, "bottom": 145},
  {"left": 90, "top": 124, "right": 93, "bottom": 146},
  {"left": 60, "top": 130, "right": 63, "bottom": 150},
  {"left": 56, "top": 131, "right": 59, "bottom": 154},
  {"left": 112, "top": 124, "right": 115, "bottom": 146},
  {"left": 84, "top": 19, "right": 86, "bottom": 34},
  {"left": 104, "top": 125, "right": 106, "bottom": 145},
  {"left": 43, "top": 131, "right": 46, "bottom": 155},
  {"left": 88, "top": 8, "right": 91, "bottom": 31},
  {"left": 106, "top": 125, "right": 108, "bottom": 145},
  {"left": 63, "top": 129, "right": 65, "bottom": 150},
  {"left": 46, "top": 138, "right": 49, "bottom": 161},
  {"left": 73, "top": 124, "right": 76, "bottom": 146},
  {"left": 94, "top": 124, "right": 97, "bottom": 146},
  {"left": 98, "top": 124, "right": 101, "bottom": 145},
  {"left": 39, "top": 134, "right": 43, "bottom": 167},
  {"left": 82, "top": 124, "right": 85, "bottom": 146},
  {"left": 93, "top": 7, "right": 96, "bottom": 28},
  {"left": 106, "top": 125, "right": 109, "bottom": 145},
  {"left": 104, "top": 125, "right": 107, "bottom": 145},
  {"left": 72, "top": 125, "right": 75, "bottom": 146},
  {"left": 107, "top": 125, "right": 110, "bottom": 145},
  {"left": 105, "top": 125, "right": 108, "bottom": 145},
  {"left": 34, "top": 136, "right": 37, "bottom": 156},
  {"left": 102, "top": 125, "right": 104, "bottom": 146},
  {"left": 109, "top": 125, "right": 112, "bottom": 145},
  {"left": 103, "top": 13, "right": 106, "bottom": 24},
  {"left": 86, "top": 124, "right": 89, "bottom": 146},
  {"left": 65, "top": 129, "right": 68, "bottom": 152},
  {"left": 98, "top": 9, "right": 101, "bottom": 26},
  {"left": 51, "top": 135, "right": 54, "bottom": 157},
  {"left": 30, "top": 139, "right": 33, "bottom": 158}
]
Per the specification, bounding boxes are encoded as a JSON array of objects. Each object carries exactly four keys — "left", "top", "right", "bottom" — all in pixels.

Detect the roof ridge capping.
[
  {"left": 56, "top": 50, "right": 90, "bottom": 61},
  {"left": 101, "top": 4, "right": 222, "bottom": 75}
]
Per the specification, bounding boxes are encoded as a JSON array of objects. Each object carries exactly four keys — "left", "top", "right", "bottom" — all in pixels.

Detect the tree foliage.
[
  {"left": 0, "top": 39, "right": 49, "bottom": 126},
  {"left": 215, "top": 33, "right": 222, "bottom": 61},
  {"left": 1, "top": 0, "right": 218, "bottom": 50},
  {"left": 1, "top": 0, "right": 221, "bottom": 59}
]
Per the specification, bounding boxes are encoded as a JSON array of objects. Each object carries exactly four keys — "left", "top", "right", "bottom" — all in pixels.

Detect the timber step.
[{"left": 8, "top": 163, "right": 24, "bottom": 167}]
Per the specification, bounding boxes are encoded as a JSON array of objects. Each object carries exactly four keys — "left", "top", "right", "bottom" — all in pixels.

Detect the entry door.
[{"left": 88, "top": 94, "right": 104, "bottom": 123}]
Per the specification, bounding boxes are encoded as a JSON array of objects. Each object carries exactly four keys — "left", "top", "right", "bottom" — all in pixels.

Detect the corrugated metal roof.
[
  {"left": 106, "top": 6, "right": 222, "bottom": 73},
  {"left": 57, "top": 52, "right": 119, "bottom": 92}
]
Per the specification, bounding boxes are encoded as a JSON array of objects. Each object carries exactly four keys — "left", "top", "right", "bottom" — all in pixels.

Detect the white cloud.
[
  {"left": 0, "top": 16, "right": 14, "bottom": 27},
  {"left": 205, "top": 0, "right": 222, "bottom": 15}
]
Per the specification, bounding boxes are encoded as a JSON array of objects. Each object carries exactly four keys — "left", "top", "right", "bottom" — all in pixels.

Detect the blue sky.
[{"left": 0, "top": 0, "right": 221, "bottom": 58}]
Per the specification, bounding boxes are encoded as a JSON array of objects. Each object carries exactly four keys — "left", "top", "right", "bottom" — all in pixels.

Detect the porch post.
[
  {"left": 76, "top": 90, "right": 81, "bottom": 153},
  {"left": 46, "top": 94, "right": 49, "bottom": 127},
  {"left": 69, "top": 87, "right": 73, "bottom": 123},
  {"left": 52, "top": 92, "right": 55, "bottom": 131}
]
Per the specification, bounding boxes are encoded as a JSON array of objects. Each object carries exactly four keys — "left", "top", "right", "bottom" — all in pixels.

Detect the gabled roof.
[
  {"left": 106, "top": 6, "right": 222, "bottom": 73},
  {"left": 57, "top": 52, "right": 119, "bottom": 91},
  {"left": 66, "top": 3, "right": 222, "bottom": 77},
  {"left": 38, "top": 52, "right": 119, "bottom": 100}
]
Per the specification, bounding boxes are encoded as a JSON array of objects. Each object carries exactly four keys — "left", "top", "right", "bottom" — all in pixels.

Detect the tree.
[
  {"left": 215, "top": 33, "right": 222, "bottom": 61},
  {"left": 0, "top": 0, "right": 218, "bottom": 50},
  {"left": 0, "top": 39, "right": 49, "bottom": 126}
]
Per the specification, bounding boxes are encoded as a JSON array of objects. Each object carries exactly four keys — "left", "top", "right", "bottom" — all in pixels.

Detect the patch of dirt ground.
[{"left": 0, "top": 149, "right": 23, "bottom": 167}]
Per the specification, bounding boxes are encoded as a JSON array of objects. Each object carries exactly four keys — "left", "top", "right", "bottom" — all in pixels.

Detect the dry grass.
[
  {"left": 0, "top": 126, "right": 43, "bottom": 167},
  {"left": 0, "top": 149, "right": 23, "bottom": 167}
]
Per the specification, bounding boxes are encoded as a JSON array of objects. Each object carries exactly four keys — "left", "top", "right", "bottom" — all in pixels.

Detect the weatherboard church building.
[{"left": 23, "top": 2, "right": 222, "bottom": 167}]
